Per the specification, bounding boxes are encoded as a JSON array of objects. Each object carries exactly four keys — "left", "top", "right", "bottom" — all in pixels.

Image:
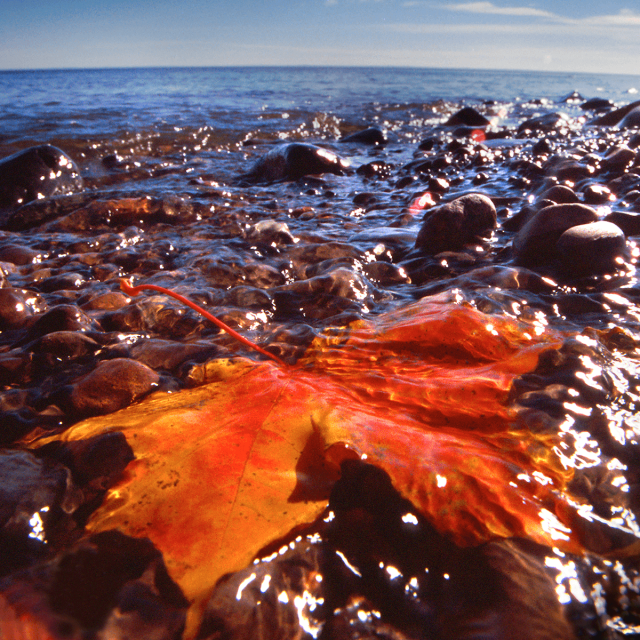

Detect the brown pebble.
[{"left": 69, "top": 358, "right": 160, "bottom": 416}]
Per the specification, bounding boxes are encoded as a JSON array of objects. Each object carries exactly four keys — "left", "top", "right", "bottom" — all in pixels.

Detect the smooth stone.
[
  {"left": 618, "top": 106, "right": 640, "bottom": 129},
  {"left": 28, "top": 304, "right": 96, "bottom": 339},
  {"left": 512, "top": 203, "right": 598, "bottom": 266},
  {"left": 589, "top": 99, "right": 640, "bottom": 127},
  {"left": 239, "top": 143, "right": 350, "bottom": 183},
  {"left": 445, "top": 107, "right": 491, "bottom": 128},
  {"left": 556, "top": 221, "right": 627, "bottom": 276},
  {"left": 0, "top": 288, "right": 46, "bottom": 330},
  {"left": 602, "top": 145, "right": 636, "bottom": 171},
  {"left": 561, "top": 91, "right": 584, "bottom": 103},
  {"left": 68, "top": 358, "right": 160, "bottom": 416},
  {"left": 583, "top": 184, "right": 614, "bottom": 205},
  {"left": 340, "top": 127, "right": 386, "bottom": 145},
  {"left": 538, "top": 185, "right": 579, "bottom": 204},
  {"left": 580, "top": 97, "right": 614, "bottom": 112},
  {"left": 517, "top": 112, "right": 568, "bottom": 135},
  {"left": 29, "top": 331, "right": 100, "bottom": 359},
  {"left": 415, "top": 193, "right": 497, "bottom": 254},
  {"left": 604, "top": 211, "right": 640, "bottom": 236},
  {"left": 0, "top": 145, "right": 83, "bottom": 210}
]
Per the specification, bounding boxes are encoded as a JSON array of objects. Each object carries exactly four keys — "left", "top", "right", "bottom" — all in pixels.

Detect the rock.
[
  {"left": 415, "top": 193, "right": 497, "bottom": 254},
  {"left": 605, "top": 211, "right": 640, "bottom": 236},
  {"left": 583, "top": 184, "right": 614, "bottom": 205},
  {"left": 0, "top": 532, "right": 187, "bottom": 640},
  {"left": 561, "top": 91, "right": 583, "bottom": 103},
  {"left": 538, "top": 185, "right": 579, "bottom": 204},
  {"left": 28, "top": 304, "right": 97, "bottom": 340},
  {"left": 589, "top": 99, "right": 640, "bottom": 127},
  {"left": 0, "top": 146, "right": 83, "bottom": 211},
  {"left": 247, "top": 220, "right": 295, "bottom": 245},
  {"left": 29, "top": 331, "right": 100, "bottom": 359},
  {"left": 240, "top": 143, "right": 350, "bottom": 183},
  {"left": 512, "top": 203, "right": 598, "bottom": 266},
  {"left": 68, "top": 358, "right": 160, "bottom": 416},
  {"left": 556, "top": 221, "right": 627, "bottom": 276},
  {"left": 340, "top": 127, "right": 386, "bottom": 145},
  {"left": 517, "top": 112, "right": 568, "bottom": 135},
  {"left": 618, "top": 106, "right": 640, "bottom": 129},
  {"left": 580, "top": 97, "right": 614, "bottom": 112},
  {"left": 0, "top": 449, "right": 79, "bottom": 573},
  {"left": 0, "top": 288, "right": 46, "bottom": 330},
  {"left": 602, "top": 145, "right": 636, "bottom": 171},
  {"left": 445, "top": 107, "right": 491, "bottom": 128}
]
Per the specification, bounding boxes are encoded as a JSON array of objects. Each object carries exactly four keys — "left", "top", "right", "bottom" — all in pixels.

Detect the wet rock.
[
  {"left": 0, "top": 243, "right": 42, "bottom": 265},
  {"left": 618, "top": 106, "right": 640, "bottom": 129},
  {"left": 0, "top": 288, "right": 46, "bottom": 330},
  {"left": 28, "top": 304, "right": 97, "bottom": 339},
  {"left": 602, "top": 145, "right": 636, "bottom": 172},
  {"left": 580, "top": 97, "right": 614, "bottom": 112},
  {"left": 68, "top": 358, "right": 160, "bottom": 416},
  {"left": 605, "top": 211, "right": 640, "bottom": 236},
  {"left": 589, "top": 99, "right": 640, "bottom": 127},
  {"left": 445, "top": 107, "right": 490, "bottom": 127},
  {"left": 538, "top": 184, "right": 579, "bottom": 204},
  {"left": 29, "top": 331, "right": 100, "bottom": 360},
  {"left": 0, "top": 531, "right": 187, "bottom": 640},
  {"left": 240, "top": 143, "right": 350, "bottom": 183},
  {"left": 517, "top": 112, "right": 568, "bottom": 135},
  {"left": 513, "top": 203, "right": 599, "bottom": 266},
  {"left": 37, "top": 272, "right": 88, "bottom": 293},
  {"left": 247, "top": 220, "right": 295, "bottom": 245},
  {"left": 415, "top": 193, "right": 497, "bottom": 254},
  {"left": 199, "top": 539, "right": 323, "bottom": 640},
  {"left": 583, "top": 184, "right": 614, "bottom": 205},
  {"left": 0, "top": 145, "right": 83, "bottom": 211},
  {"left": 340, "top": 127, "right": 386, "bottom": 145},
  {"left": 556, "top": 221, "right": 627, "bottom": 276},
  {"left": 0, "top": 449, "right": 79, "bottom": 574}
]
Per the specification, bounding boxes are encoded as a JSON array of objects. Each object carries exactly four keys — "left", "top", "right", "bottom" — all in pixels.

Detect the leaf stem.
[{"left": 119, "top": 278, "right": 286, "bottom": 366}]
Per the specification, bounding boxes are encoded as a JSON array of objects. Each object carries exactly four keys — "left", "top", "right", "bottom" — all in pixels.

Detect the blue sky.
[{"left": 1, "top": 1, "right": 639, "bottom": 74}]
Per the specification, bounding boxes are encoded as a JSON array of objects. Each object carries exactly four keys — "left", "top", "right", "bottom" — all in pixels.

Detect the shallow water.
[{"left": 2, "top": 66, "right": 640, "bottom": 638}]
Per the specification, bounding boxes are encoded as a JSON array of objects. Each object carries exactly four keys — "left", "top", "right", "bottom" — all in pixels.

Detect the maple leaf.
[{"left": 37, "top": 290, "right": 575, "bottom": 638}]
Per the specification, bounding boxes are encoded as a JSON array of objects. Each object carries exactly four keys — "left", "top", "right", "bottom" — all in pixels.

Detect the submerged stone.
[
  {"left": 240, "top": 143, "right": 350, "bottom": 183},
  {"left": 0, "top": 145, "right": 83, "bottom": 211},
  {"left": 340, "top": 126, "right": 386, "bottom": 145}
]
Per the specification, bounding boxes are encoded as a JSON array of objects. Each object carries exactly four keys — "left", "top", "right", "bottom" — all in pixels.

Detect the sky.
[{"left": 1, "top": 1, "right": 640, "bottom": 75}]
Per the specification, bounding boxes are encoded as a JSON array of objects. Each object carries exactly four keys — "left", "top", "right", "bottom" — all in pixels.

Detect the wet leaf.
[{"left": 37, "top": 294, "right": 574, "bottom": 637}]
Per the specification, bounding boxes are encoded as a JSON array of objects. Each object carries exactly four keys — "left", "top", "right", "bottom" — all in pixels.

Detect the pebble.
[
  {"left": 556, "top": 221, "right": 627, "bottom": 276},
  {"left": 67, "top": 358, "right": 160, "bottom": 416},
  {"left": 415, "top": 193, "right": 497, "bottom": 254},
  {"left": 512, "top": 203, "right": 599, "bottom": 266},
  {"left": 0, "top": 289, "right": 46, "bottom": 330},
  {"left": 445, "top": 107, "right": 491, "bottom": 127}
]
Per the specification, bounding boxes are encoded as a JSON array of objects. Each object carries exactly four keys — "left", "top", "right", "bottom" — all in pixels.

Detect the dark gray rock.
[
  {"left": 0, "top": 145, "right": 83, "bottom": 211},
  {"left": 580, "top": 97, "right": 614, "bottom": 112},
  {"left": 618, "top": 106, "right": 640, "bottom": 129},
  {"left": 556, "top": 221, "right": 627, "bottom": 276},
  {"left": 513, "top": 203, "right": 598, "bottom": 266},
  {"left": 415, "top": 193, "right": 497, "bottom": 254},
  {"left": 240, "top": 143, "right": 350, "bottom": 183},
  {"left": 340, "top": 127, "right": 386, "bottom": 145},
  {"left": 445, "top": 107, "right": 491, "bottom": 128},
  {"left": 589, "top": 99, "right": 640, "bottom": 127},
  {"left": 517, "top": 113, "right": 568, "bottom": 135}
]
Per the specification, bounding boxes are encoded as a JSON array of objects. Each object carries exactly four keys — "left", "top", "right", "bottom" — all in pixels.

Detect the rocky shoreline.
[{"left": 1, "top": 94, "right": 640, "bottom": 638}]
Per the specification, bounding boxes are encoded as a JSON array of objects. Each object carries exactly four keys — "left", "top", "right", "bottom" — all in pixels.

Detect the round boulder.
[
  {"left": 556, "top": 221, "right": 627, "bottom": 276},
  {"left": 340, "top": 127, "right": 386, "bottom": 145},
  {"left": 0, "top": 145, "right": 83, "bottom": 210},
  {"left": 415, "top": 193, "right": 497, "bottom": 254},
  {"left": 512, "top": 203, "right": 598, "bottom": 266}
]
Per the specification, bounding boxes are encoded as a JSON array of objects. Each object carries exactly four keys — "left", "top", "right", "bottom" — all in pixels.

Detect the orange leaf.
[{"left": 39, "top": 295, "right": 572, "bottom": 638}]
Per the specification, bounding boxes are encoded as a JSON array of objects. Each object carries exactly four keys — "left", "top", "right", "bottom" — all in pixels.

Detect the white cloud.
[
  {"left": 442, "top": 2, "right": 556, "bottom": 18},
  {"left": 583, "top": 9, "right": 640, "bottom": 26}
]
